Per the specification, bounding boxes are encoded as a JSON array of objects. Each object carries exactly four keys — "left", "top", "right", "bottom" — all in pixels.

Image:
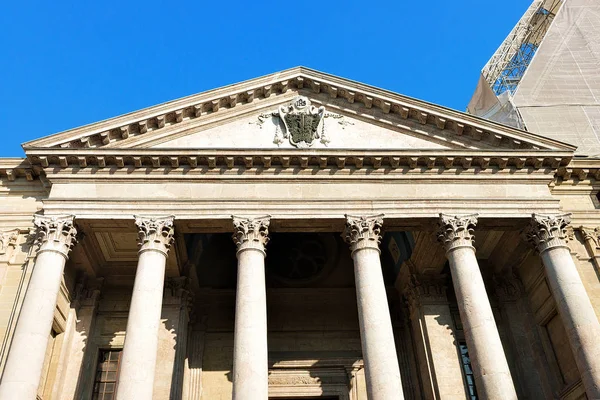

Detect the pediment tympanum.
[
  {"left": 151, "top": 96, "right": 450, "bottom": 150},
  {"left": 23, "top": 67, "right": 576, "bottom": 154}
]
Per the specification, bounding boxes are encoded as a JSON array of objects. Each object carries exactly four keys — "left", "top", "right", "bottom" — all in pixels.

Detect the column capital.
[
  {"left": 523, "top": 213, "right": 571, "bottom": 254},
  {"left": 135, "top": 215, "right": 175, "bottom": 256},
  {"left": 342, "top": 214, "right": 384, "bottom": 255},
  {"left": 165, "top": 277, "right": 193, "bottom": 314},
  {"left": 74, "top": 277, "right": 104, "bottom": 308},
  {"left": 231, "top": 216, "right": 271, "bottom": 255},
  {"left": 0, "top": 229, "right": 20, "bottom": 255},
  {"left": 492, "top": 272, "right": 524, "bottom": 303},
  {"left": 403, "top": 274, "right": 448, "bottom": 312},
  {"left": 33, "top": 215, "right": 77, "bottom": 258},
  {"left": 437, "top": 213, "right": 478, "bottom": 253}
]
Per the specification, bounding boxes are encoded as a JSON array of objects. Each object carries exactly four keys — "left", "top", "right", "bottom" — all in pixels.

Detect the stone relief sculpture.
[
  {"left": 275, "top": 96, "right": 326, "bottom": 148},
  {"left": 250, "top": 96, "right": 353, "bottom": 148}
]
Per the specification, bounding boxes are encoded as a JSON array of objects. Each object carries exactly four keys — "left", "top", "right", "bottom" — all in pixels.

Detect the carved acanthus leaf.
[
  {"left": 342, "top": 214, "right": 384, "bottom": 254},
  {"left": 437, "top": 214, "right": 478, "bottom": 252},
  {"left": 135, "top": 215, "right": 175, "bottom": 255},
  {"left": 165, "top": 277, "right": 193, "bottom": 314},
  {"left": 74, "top": 277, "right": 104, "bottom": 307},
  {"left": 232, "top": 216, "right": 271, "bottom": 253},
  {"left": 578, "top": 226, "right": 600, "bottom": 248},
  {"left": 0, "top": 229, "right": 19, "bottom": 255},
  {"left": 523, "top": 213, "right": 571, "bottom": 253},
  {"left": 493, "top": 272, "right": 524, "bottom": 303},
  {"left": 403, "top": 274, "right": 448, "bottom": 311},
  {"left": 33, "top": 215, "right": 77, "bottom": 257}
]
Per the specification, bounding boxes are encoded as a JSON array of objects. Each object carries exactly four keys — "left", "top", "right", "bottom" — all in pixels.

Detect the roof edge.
[{"left": 22, "top": 67, "right": 577, "bottom": 153}]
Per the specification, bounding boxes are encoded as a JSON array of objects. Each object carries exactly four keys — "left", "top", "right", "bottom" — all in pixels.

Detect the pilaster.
[
  {"left": 402, "top": 273, "right": 466, "bottom": 400},
  {"left": 57, "top": 277, "right": 104, "bottom": 400},
  {"left": 492, "top": 271, "right": 552, "bottom": 399},
  {"left": 157, "top": 277, "right": 192, "bottom": 400}
]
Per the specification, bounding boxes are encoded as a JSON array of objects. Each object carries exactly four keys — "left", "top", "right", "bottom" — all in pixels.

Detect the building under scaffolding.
[{"left": 468, "top": 0, "right": 600, "bottom": 155}]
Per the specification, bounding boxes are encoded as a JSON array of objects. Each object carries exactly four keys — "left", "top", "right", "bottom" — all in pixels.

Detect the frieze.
[
  {"left": 268, "top": 371, "right": 348, "bottom": 386},
  {"left": 267, "top": 374, "right": 321, "bottom": 386}
]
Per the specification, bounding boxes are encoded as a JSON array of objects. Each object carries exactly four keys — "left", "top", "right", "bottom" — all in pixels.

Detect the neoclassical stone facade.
[{"left": 0, "top": 68, "right": 599, "bottom": 400}]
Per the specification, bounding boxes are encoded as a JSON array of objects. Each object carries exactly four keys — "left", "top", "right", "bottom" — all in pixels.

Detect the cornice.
[
  {"left": 22, "top": 67, "right": 575, "bottom": 152},
  {"left": 555, "top": 158, "right": 600, "bottom": 182},
  {"left": 24, "top": 148, "right": 572, "bottom": 172},
  {"left": 0, "top": 158, "right": 37, "bottom": 181}
]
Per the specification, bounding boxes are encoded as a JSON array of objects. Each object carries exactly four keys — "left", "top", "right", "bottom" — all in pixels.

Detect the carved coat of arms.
[{"left": 275, "top": 96, "right": 326, "bottom": 148}]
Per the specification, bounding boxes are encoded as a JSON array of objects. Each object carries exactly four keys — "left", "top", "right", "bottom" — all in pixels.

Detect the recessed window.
[
  {"left": 92, "top": 349, "right": 122, "bottom": 400},
  {"left": 459, "top": 342, "right": 478, "bottom": 400}
]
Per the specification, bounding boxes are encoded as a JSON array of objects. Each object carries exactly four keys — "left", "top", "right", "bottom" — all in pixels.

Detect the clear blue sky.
[{"left": 0, "top": 0, "right": 531, "bottom": 157}]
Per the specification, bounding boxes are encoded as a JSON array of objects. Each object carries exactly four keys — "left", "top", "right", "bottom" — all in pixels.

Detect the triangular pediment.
[
  {"left": 23, "top": 67, "right": 576, "bottom": 153},
  {"left": 141, "top": 95, "right": 454, "bottom": 151}
]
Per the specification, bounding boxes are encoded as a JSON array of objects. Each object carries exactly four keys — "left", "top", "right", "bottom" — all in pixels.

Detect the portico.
[
  {"left": 0, "top": 68, "right": 599, "bottom": 400},
  {"left": 3, "top": 210, "right": 600, "bottom": 399}
]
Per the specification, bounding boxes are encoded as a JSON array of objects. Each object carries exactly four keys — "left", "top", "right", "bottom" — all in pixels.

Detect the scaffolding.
[{"left": 482, "top": 0, "right": 563, "bottom": 96}]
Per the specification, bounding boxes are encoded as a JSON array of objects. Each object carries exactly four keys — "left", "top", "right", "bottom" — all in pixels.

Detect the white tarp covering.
[
  {"left": 512, "top": 0, "right": 600, "bottom": 155},
  {"left": 467, "top": 73, "right": 524, "bottom": 130}
]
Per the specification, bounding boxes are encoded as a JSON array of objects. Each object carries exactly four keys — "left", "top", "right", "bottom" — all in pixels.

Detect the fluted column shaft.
[
  {"left": 231, "top": 216, "right": 270, "bottom": 400},
  {"left": 438, "top": 214, "right": 517, "bottom": 400},
  {"left": 116, "top": 216, "right": 175, "bottom": 400},
  {"left": 525, "top": 214, "right": 600, "bottom": 397},
  {"left": 0, "top": 215, "right": 77, "bottom": 400},
  {"left": 343, "top": 215, "right": 404, "bottom": 400}
]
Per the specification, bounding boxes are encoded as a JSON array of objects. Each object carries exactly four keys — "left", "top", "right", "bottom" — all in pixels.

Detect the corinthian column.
[
  {"left": 116, "top": 216, "right": 175, "bottom": 400},
  {"left": 524, "top": 214, "right": 600, "bottom": 398},
  {"left": 437, "top": 214, "right": 517, "bottom": 400},
  {"left": 342, "top": 214, "right": 404, "bottom": 400},
  {"left": 0, "top": 215, "right": 77, "bottom": 400},
  {"left": 231, "top": 216, "right": 270, "bottom": 400}
]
